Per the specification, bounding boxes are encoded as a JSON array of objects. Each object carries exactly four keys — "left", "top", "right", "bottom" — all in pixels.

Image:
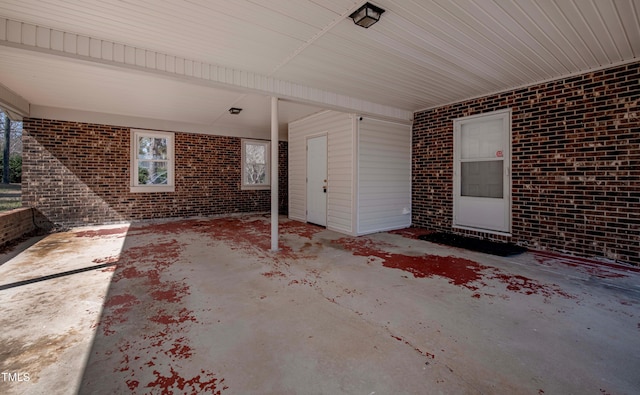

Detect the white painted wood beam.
[
  {"left": 0, "top": 17, "right": 412, "bottom": 122},
  {"left": 271, "top": 97, "right": 279, "bottom": 251},
  {"left": 0, "top": 82, "right": 29, "bottom": 119}
]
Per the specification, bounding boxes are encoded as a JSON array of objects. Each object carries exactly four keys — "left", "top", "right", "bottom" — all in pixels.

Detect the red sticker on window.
[{"left": 496, "top": 150, "right": 503, "bottom": 157}]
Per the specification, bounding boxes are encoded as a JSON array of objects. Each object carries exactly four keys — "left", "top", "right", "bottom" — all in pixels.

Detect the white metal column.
[{"left": 270, "top": 97, "right": 279, "bottom": 251}]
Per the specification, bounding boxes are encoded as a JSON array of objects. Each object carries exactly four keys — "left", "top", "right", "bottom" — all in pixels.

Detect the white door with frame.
[
  {"left": 453, "top": 109, "right": 511, "bottom": 234},
  {"left": 306, "top": 135, "right": 328, "bottom": 226}
]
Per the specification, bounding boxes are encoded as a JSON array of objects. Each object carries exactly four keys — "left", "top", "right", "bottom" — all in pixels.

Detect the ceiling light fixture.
[
  {"left": 228, "top": 107, "right": 242, "bottom": 115},
  {"left": 349, "top": 2, "right": 385, "bottom": 28}
]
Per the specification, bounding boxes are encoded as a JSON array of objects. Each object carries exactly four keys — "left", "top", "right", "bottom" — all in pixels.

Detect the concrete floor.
[{"left": 0, "top": 214, "right": 638, "bottom": 395}]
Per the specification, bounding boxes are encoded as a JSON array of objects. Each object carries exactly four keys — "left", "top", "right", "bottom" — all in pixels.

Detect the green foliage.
[
  {"left": 138, "top": 167, "right": 150, "bottom": 184},
  {"left": 9, "top": 155, "right": 21, "bottom": 184},
  {"left": 0, "top": 154, "right": 22, "bottom": 184}
]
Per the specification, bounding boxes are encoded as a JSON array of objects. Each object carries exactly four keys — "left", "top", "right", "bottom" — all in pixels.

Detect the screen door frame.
[{"left": 453, "top": 109, "right": 512, "bottom": 235}]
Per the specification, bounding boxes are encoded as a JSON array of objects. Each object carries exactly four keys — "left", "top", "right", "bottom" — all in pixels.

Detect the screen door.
[{"left": 453, "top": 110, "right": 511, "bottom": 234}]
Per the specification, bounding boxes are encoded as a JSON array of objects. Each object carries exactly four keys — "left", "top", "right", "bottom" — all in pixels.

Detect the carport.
[{"left": 0, "top": 1, "right": 639, "bottom": 393}]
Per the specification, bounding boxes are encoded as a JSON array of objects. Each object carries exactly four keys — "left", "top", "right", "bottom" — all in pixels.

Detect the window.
[
  {"left": 241, "top": 139, "right": 270, "bottom": 190},
  {"left": 130, "top": 130, "right": 175, "bottom": 193}
]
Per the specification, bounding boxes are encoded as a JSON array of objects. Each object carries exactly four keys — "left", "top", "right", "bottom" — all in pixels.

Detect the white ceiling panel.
[{"left": 0, "top": 0, "right": 638, "bottom": 128}]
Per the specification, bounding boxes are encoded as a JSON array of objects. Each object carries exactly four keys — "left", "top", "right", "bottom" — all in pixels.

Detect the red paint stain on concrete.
[
  {"left": 100, "top": 293, "right": 140, "bottom": 336},
  {"left": 262, "top": 270, "right": 286, "bottom": 278},
  {"left": 146, "top": 367, "right": 228, "bottom": 395},
  {"left": 151, "top": 308, "right": 197, "bottom": 326},
  {"left": 279, "top": 220, "right": 324, "bottom": 239},
  {"left": 128, "top": 216, "right": 317, "bottom": 261},
  {"left": 334, "top": 237, "right": 574, "bottom": 298},
  {"left": 104, "top": 293, "right": 138, "bottom": 308},
  {"left": 391, "top": 334, "right": 435, "bottom": 359},
  {"left": 126, "top": 379, "right": 140, "bottom": 390},
  {"left": 167, "top": 337, "right": 193, "bottom": 359},
  {"left": 90, "top": 233, "right": 206, "bottom": 390},
  {"left": 93, "top": 255, "right": 119, "bottom": 265},
  {"left": 75, "top": 227, "right": 129, "bottom": 238},
  {"left": 335, "top": 237, "right": 484, "bottom": 290},
  {"left": 491, "top": 273, "right": 573, "bottom": 298},
  {"left": 152, "top": 283, "right": 190, "bottom": 303}
]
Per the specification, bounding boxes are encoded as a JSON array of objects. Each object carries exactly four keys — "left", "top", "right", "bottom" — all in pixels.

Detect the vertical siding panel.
[
  {"left": 357, "top": 118, "right": 411, "bottom": 235},
  {"left": 327, "top": 116, "right": 354, "bottom": 234}
]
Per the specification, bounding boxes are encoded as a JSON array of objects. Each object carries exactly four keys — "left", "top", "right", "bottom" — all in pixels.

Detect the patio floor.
[{"left": 0, "top": 214, "right": 638, "bottom": 394}]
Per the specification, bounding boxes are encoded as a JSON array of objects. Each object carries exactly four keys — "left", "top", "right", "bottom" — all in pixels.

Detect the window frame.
[
  {"left": 241, "top": 139, "right": 271, "bottom": 190},
  {"left": 130, "top": 129, "right": 175, "bottom": 193}
]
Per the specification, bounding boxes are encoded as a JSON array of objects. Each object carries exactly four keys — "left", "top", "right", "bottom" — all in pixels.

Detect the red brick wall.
[
  {"left": 0, "top": 208, "right": 36, "bottom": 246},
  {"left": 22, "top": 119, "right": 288, "bottom": 227},
  {"left": 413, "top": 61, "right": 639, "bottom": 265}
]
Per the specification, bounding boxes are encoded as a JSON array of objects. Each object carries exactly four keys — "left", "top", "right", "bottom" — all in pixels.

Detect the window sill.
[
  {"left": 130, "top": 185, "right": 175, "bottom": 193},
  {"left": 241, "top": 184, "right": 271, "bottom": 191}
]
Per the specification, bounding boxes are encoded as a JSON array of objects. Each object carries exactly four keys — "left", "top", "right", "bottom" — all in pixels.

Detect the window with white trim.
[
  {"left": 130, "top": 129, "right": 175, "bottom": 193},
  {"left": 241, "top": 139, "right": 270, "bottom": 190}
]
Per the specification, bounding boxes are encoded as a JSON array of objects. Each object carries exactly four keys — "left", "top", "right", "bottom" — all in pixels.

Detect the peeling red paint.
[
  {"left": 288, "top": 278, "right": 315, "bottom": 287},
  {"left": 126, "top": 379, "right": 140, "bottom": 391},
  {"left": 75, "top": 227, "right": 129, "bottom": 238},
  {"left": 152, "top": 283, "right": 190, "bottom": 303},
  {"left": 167, "top": 338, "right": 193, "bottom": 359},
  {"left": 262, "top": 270, "right": 286, "bottom": 278},
  {"left": 335, "top": 237, "right": 484, "bottom": 290},
  {"left": 90, "top": 232, "right": 208, "bottom": 389},
  {"left": 391, "top": 334, "right": 435, "bottom": 359},
  {"left": 146, "top": 367, "right": 228, "bottom": 395},
  {"left": 150, "top": 308, "right": 197, "bottom": 326},
  {"left": 99, "top": 294, "right": 141, "bottom": 336},
  {"left": 104, "top": 293, "right": 138, "bottom": 308},
  {"left": 127, "top": 216, "right": 322, "bottom": 262},
  {"left": 279, "top": 220, "right": 324, "bottom": 239},
  {"left": 93, "top": 256, "right": 120, "bottom": 265},
  {"left": 334, "top": 236, "right": 575, "bottom": 298},
  {"left": 491, "top": 273, "right": 573, "bottom": 298}
]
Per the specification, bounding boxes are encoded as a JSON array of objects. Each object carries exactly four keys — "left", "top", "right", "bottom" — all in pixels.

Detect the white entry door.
[
  {"left": 454, "top": 110, "right": 511, "bottom": 234},
  {"left": 306, "top": 135, "right": 327, "bottom": 226}
]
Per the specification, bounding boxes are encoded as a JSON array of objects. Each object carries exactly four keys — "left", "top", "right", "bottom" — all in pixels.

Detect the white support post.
[{"left": 270, "top": 97, "right": 279, "bottom": 251}]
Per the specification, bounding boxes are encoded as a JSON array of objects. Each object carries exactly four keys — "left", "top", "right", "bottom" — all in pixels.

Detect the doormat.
[{"left": 418, "top": 232, "right": 527, "bottom": 257}]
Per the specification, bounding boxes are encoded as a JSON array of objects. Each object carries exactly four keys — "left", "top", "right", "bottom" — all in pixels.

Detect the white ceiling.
[{"left": 0, "top": 0, "right": 638, "bottom": 136}]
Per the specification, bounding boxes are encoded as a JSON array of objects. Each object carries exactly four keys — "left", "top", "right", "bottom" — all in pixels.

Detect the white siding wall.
[
  {"left": 288, "top": 111, "right": 354, "bottom": 234},
  {"left": 357, "top": 118, "right": 412, "bottom": 235}
]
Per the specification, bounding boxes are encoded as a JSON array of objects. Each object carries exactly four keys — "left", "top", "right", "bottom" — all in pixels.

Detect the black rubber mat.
[{"left": 418, "top": 232, "right": 527, "bottom": 257}]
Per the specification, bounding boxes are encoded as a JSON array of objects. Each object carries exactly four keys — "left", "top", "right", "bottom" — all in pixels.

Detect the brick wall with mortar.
[
  {"left": 0, "top": 208, "right": 36, "bottom": 246},
  {"left": 413, "top": 61, "right": 639, "bottom": 265},
  {"left": 22, "top": 119, "right": 288, "bottom": 227}
]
